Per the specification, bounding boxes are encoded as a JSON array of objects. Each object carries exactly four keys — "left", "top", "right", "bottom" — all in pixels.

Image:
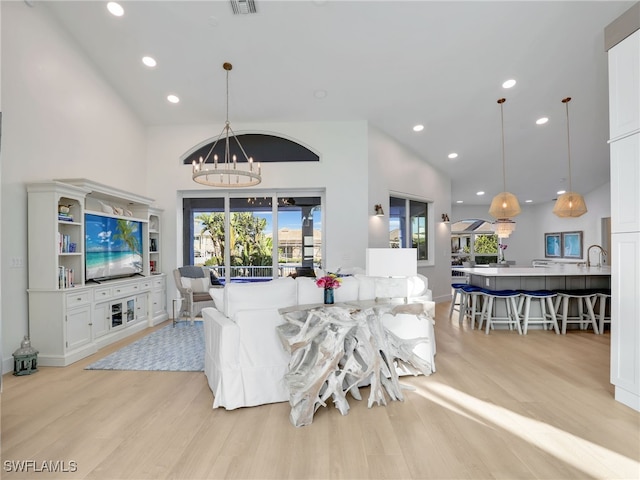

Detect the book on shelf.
[
  {"left": 58, "top": 213, "right": 74, "bottom": 222},
  {"left": 58, "top": 266, "right": 75, "bottom": 288},
  {"left": 58, "top": 232, "right": 72, "bottom": 253}
]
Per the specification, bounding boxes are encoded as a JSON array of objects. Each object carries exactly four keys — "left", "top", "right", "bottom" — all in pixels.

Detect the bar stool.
[
  {"left": 479, "top": 289, "right": 522, "bottom": 334},
  {"left": 517, "top": 290, "right": 559, "bottom": 334},
  {"left": 554, "top": 290, "right": 599, "bottom": 334},
  {"left": 460, "top": 285, "right": 484, "bottom": 329},
  {"left": 593, "top": 289, "right": 611, "bottom": 334},
  {"left": 448, "top": 283, "right": 467, "bottom": 321}
]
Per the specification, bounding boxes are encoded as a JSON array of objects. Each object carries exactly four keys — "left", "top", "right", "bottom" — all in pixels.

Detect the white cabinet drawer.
[
  {"left": 152, "top": 277, "right": 165, "bottom": 289},
  {"left": 112, "top": 283, "right": 141, "bottom": 296},
  {"left": 94, "top": 287, "right": 113, "bottom": 301},
  {"left": 139, "top": 279, "right": 152, "bottom": 290},
  {"left": 65, "top": 291, "right": 91, "bottom": 307}
]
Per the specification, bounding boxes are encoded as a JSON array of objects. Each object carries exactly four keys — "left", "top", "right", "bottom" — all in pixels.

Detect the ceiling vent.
[{"left": 230, "top": 0, "right": 257, "bottom": 14}]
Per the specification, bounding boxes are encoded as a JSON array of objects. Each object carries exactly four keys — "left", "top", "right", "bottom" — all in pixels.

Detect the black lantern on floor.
[{"left": 13, "top": 336, "right": 38, "bottom": 376}]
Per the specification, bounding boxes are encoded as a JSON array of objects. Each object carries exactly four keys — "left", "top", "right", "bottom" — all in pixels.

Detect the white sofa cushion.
[
  {"left": 334, "top": 276, "right": 360, "bottom": 303},
  {"left": 209, "top": 287, "right": 225, "bottom": 312},
  {"left": 355, "top": 274, "right": 376, "bottom": 300},
  {"left": 296, "top": 277, "right": 324, "bottom": 305},
  {"left": 224, "top": 277, "right": 297, "bottom": 318}
]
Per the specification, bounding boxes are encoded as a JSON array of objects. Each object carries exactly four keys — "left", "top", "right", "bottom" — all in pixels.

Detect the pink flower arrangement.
[{"left": 315, "top": 274, "right": 342, "bottom": 290}]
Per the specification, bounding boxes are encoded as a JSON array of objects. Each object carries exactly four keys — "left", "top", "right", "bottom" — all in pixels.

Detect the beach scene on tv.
[{"left": 85, "top": 214, "right": 143, "bottom": 281}]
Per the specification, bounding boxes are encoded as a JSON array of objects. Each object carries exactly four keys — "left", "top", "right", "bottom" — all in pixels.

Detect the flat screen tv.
[{"left": 85, "top": 213, "right": 144, "bottom": 282}]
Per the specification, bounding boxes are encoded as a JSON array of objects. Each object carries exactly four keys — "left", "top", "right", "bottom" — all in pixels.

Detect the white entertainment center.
[{"left": 27, "top": 178, "right": 169, "bottom": 367}]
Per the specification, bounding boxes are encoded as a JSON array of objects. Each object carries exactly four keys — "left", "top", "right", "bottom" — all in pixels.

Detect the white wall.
[
  {"left": 145, "top": 121, "right": 370, "bottom": 293},
  {"left": 367, "top": 125, "right": 452, "bottom": 303},
  {"left": 0, "top": 1, "right": 4, "bottom": 382},
  {"left": 1, "top": 2, "right": 148, "bottom": 373},
  {"left": 0, "top": 2, "right": 455, "bottom": 373},
  {"left": 452, "top": 182, "right": 611, "bottom": 266}
]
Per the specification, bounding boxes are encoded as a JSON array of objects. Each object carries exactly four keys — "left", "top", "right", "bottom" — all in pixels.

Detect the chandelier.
[
  {"left": 553, "top": 97, "right": 587, "bottom": 217},
  {"left": 192, "top": 62, "right": 262, "bottom": 188},
  {"left": 489, "top": 98, "right": 520, "bottom": 238},
  {"left": 493, "top": 218, "right": 517, "bottom": 239}
]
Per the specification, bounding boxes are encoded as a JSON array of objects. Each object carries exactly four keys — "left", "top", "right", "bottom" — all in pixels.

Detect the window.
[
  {"left": 451, "top": 218, "right": 498, "bottom": 265},
  {"left": 389, "top": 196, "right": 431, "bottom": 262},
  {"left": 182, "top": 193, "right": 323, "bottom": 282}
]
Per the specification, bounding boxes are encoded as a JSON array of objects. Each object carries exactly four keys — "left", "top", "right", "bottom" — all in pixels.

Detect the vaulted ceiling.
[{"left": 41, "top": 0, "right": 634, "bottom": 206}]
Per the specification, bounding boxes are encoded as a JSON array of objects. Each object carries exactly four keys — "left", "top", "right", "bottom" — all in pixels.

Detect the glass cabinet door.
[
  {"left": 126, "top": 298, "right": 135, "bottom": 323},
  {"left": 111, "top": 302, "right": 123, "bottom": 328}
]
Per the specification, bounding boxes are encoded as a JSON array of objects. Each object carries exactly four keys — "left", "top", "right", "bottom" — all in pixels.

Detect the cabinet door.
[
  {"left": 93, "top": 302, "right": 110, "bottom": 338},
  {"left": 608, "top": 30, "right": 640, "bottom": 140},
  {"left": 611, "top": 232, "right": 640, "bottom": 403},
  {"left": 66, "top": 305, "right": 92, "bottom": 351},
  {"left": 135, "top": 293, "right": 149, "bottom": 323},
  {"left": 610, "top": 134, "right": 640, "bottom": 233},
  {"left": 111, "top": 301, "right": 123, "bottom": 329}
]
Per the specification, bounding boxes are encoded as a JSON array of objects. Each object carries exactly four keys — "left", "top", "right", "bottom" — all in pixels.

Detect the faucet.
[{"left": 587, "top": 244, "right": 607, "bottom": 267}]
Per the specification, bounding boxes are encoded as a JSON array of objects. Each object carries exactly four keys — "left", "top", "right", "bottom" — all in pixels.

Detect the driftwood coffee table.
[{"left": 277, "top": 301, "right": 434, "bottom": 427}]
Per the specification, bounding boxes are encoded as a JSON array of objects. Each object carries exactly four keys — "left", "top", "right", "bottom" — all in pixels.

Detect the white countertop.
[{"left": 452, "top": 265, "right": 612, "bottom": 277}]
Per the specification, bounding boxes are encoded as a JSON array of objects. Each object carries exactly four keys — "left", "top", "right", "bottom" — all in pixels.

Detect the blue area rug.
[{"left": 85, "top": 322, "right": 204, "bottom": 372}]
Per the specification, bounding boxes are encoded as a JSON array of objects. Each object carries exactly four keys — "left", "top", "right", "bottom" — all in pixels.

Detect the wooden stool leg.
[
  {"left": 484, "top": 297, "right": 494, "bottom": 334},
  {"left": 509, "top": 297, "right": 522, "bottom": 334},
  {"left": 545, "top": 297, "right": 560, "bottom": 334},
  {"left": 522, "top": 296, "right": 532, "bottom": 335},
  {"left": 448, "top": 289, "right": 459, "bottom": 320},
  {"left": 585, "top": 296, "right": 599, "bottom": 334},
  {"left": 561, "top": 296, "right": 569, "bottom": 334}
]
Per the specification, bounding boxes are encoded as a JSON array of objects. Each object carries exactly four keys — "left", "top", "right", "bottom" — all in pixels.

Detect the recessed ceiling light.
[
  {"left": 502, "top": 79, "right": 516, "bottom": 89},
  {"left": 413, "top": 124, "right": 424, "bottom": 132},
  {"left": 536, "top": 117, "right": 549, "bottom": 125},
  {"left": 456, "top": 200, "right": 464, "bottom": 204},
  {"left": 476, "top": 191, "right": 485, "bottom": 196},
  {"left": 107, "top": 2, "right": 124, "bottom": 17},
  {"left": 313, "top": 89, "right": 327, "bottom": 99},
  {"left": 142, "top": 56, "right": 157, "bottom": 68},
  {"left": 448, "top": 153, "right": 458, "bottom": 159},
  {"left": 557, "top": 190, "right": 566, "bottom": 195},
  {"left": 525, "top": 199, "right": 533, "bottom": 203},
  {"left": 167, "top": 94, "right": 180, "bottom": 104}
]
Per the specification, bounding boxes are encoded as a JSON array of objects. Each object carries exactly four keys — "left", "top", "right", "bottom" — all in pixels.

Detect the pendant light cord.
[
  {"left": 498, "top": 98, "right": 507, "bottom": 192},
  {"left": 225, "top": 65, "right": 230, "bottom": 124},
  {"left": 563, "top": 97, "right": 573, "bottom": 193}
]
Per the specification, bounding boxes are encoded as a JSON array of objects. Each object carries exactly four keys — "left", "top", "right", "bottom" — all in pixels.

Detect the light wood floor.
[{"left": 2, "top": 303, "right": 639, "bottom": 480}]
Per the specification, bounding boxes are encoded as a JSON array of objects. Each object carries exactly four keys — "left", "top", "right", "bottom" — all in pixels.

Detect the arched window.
[{"left": 451, "top": 219, "right": 498, "bottom": 266}]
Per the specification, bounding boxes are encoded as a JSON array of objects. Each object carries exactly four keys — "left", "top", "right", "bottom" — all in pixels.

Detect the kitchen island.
[{"left": 452, "top": 265, "right": 611, "bottom": 291}]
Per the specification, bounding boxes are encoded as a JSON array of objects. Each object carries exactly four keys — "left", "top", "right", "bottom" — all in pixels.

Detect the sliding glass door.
[{"left": 183, "top": 192, "right": 322, "bottom": 282}]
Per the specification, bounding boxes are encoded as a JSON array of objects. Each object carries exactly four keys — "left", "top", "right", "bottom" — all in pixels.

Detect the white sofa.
[{"left": 201, "top": 274, "right": 435, "bottom": 410}]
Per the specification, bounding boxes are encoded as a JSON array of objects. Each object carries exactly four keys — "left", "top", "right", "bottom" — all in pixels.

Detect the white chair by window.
[{"left": 172, "top": 266, "right": 217, "bottom": 325}]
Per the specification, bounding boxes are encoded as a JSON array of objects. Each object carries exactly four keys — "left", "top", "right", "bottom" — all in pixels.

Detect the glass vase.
[{"left": 324, "top": 288, "right": 334, "bottom": 305}]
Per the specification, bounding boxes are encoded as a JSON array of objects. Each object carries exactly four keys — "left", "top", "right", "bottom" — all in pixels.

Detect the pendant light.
[
  {"left": 553, "top": 97, "right": 587, "bottom": 217},
  {"left": 192, "top": 62, "right": 262, "bottom": 188},
  {"left": 489, "top": 98, "right": 520, "bottom": 238}
]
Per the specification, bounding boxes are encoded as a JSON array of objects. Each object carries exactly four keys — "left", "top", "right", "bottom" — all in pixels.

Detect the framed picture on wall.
[
  {"left": 562, "top": 231, "right": 583, "bottom": 259},
  {"left": 544, "top": 232, "right": 562, "bottom": 258}
]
